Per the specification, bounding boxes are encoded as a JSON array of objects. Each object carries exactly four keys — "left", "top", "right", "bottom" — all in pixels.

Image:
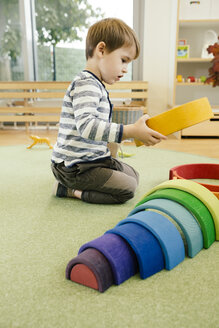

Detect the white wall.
[{"left": 142, "top": 0, "right": 178, "bottom": 116}]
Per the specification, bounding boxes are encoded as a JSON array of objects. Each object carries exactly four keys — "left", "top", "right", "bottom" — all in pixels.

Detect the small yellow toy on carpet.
[{"left": 27, "top": 135, "right": 53, "bottom": 149}]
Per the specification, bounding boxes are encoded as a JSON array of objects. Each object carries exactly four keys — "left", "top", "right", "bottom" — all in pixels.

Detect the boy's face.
[{"left": 99, "top": 45, "right": 136, "bottom": 85}]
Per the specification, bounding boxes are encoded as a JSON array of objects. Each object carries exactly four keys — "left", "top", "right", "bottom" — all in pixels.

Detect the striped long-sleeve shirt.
[{"left": 51, "top": 70, "right": 123, "bottom": 167}]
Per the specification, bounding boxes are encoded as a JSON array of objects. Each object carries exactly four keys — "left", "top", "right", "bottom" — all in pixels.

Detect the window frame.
[{"left": 18, "top": 0, "right": 145, "bottom": 81}]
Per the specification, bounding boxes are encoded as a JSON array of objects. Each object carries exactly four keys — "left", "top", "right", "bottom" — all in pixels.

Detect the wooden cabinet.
[{"left": 174, "top": 0, "right": 219, "bottom": 136}]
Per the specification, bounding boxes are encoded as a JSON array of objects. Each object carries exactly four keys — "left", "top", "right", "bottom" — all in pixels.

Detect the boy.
[{"left": 51, "top": 18, "right": 166, "bottom": 204}]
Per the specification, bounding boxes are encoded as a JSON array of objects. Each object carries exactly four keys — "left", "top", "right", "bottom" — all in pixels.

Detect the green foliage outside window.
[
  {"left": 0, "top": 0, "right": 21, "bottom": 61},
  {"left": 37, "top": 45, "right": 85, "bottom": 81},
  {"left": 0, "top": 0, "right": 103, "bottom": 81},
  {"left": 35, "top": 0, "right": 103, "bottom": 80}
]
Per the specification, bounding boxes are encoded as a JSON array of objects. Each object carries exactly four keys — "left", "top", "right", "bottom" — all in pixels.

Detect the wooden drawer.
[{"left": 181, "top": 118, "right": 219, "bottom": 136}]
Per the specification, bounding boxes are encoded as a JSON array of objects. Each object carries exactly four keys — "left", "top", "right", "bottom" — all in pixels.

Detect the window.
[
  {"left": 0, "top": 0, "right": 134, "bottom": 82},
  {"left": 0, "top": 0, "right": 24, "bottom": 80}
]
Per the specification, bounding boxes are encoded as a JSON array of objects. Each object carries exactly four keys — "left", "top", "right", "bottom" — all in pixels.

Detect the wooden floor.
[{"left": 0, "top": 128, "right": 219, "bottom": 159}]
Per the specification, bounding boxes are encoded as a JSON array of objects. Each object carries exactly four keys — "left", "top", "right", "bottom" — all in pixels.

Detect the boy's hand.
[{"left": 123, "top": 114, "right": 167, "bottom": 146}]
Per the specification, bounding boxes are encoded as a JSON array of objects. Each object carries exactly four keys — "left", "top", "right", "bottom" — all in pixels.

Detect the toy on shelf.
[
  {"left": 200, "top": 76, "right": 207, "bottom": 83},
  {"left": 179, "top": 39, "right": 186, "bottom": 46},
  {"left": 177, "top": 45, "right": 190, "bottom": 59},
  {"left": 177, "top": 76, "right": 207, "bottom": 83},
  {"left": 187, "top": 76, "right": 196, "bottom": 83},
  {"left": 176, "top": 75, "right": 184, "bottom": 82},
  {"left": 27, "top": 135, "right": 53, "bottom": 149},
  {"left": 201, "top": 30, "right": 218, "bottom": 59},
  {"left": 66, "top": 178, "right": 219, "bottom": 292}
]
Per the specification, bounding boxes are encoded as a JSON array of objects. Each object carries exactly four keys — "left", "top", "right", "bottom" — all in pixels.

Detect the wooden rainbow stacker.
[{"left": 66, "top": 179, "right": 219, "bottom": 293}]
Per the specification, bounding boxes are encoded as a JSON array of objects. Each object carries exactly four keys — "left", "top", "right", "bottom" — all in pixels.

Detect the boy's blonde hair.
[{"left": 86, "top": 18, "right": 140, "bottom": 60}]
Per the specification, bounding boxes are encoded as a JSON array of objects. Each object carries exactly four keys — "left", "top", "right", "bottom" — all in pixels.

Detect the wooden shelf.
[
  {"left": 177, "top": 58, "right": 212, "bottom": 62},
  {"left": 179, "top": 19, "right": 219, "bottom": 27},
  {"left": 180, "top": 19, "right": 219, "bottom": 22},
  {"left": 176, "top": 82, "right": 207, "bottom": 86}
]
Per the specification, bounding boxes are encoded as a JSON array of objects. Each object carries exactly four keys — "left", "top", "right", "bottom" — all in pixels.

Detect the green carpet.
[{"left": 0, "top": 144, "right": 219, "bottom": 328}]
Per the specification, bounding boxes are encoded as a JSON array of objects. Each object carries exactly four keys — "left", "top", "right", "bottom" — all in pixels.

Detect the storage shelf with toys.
[{"left": 174, "top": 1, "right": 219, "bottom": 137}]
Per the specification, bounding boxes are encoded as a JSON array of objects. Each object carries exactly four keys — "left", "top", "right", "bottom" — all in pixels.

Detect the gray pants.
[{"left": 51, "top": 158, "right": 139, "bottom": 204}]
